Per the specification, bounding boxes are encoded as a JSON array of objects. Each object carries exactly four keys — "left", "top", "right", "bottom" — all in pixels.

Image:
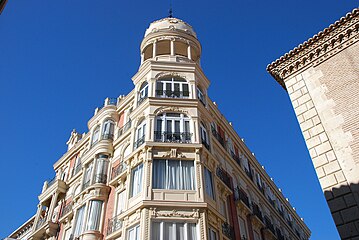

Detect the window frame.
[{"left": 130, "top": 163, "right": 143, "bottom": 198}]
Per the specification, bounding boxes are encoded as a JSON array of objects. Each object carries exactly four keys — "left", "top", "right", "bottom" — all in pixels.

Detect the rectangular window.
[
  {"left": 116, "top": 190, "right": 126, "bottom": 215},
  {"left": 152, "top": 160, "right": 195, "bottom": 190},
  {"left": 152, "top": 221, "right": 197, "bottom": 240},
  {"left": 208, "top": 227, "right": 217, "bottom": 240},
  {"left": 219, "top": 198, "right": 227, "bottom": 220},
  {"left": 86, "top": 200, "right": 103, "bottom": 231},
  {"left": 130, "top": 164, "right": 143, "bottom": 197},
  {"left": 238, "top": 216, "right": 247, "bottom": 239},
  {"left": 183, "top": 84, "right": 189, "bottom": 97},
  {"left": 128, "top": 225, "right": 140, "bottom": 240},
  {"left": 73, "top": 205, "right": 86, "bottom": 236},
  {"left": 204, "top": 167, "right": 215, "bottom": 199}
]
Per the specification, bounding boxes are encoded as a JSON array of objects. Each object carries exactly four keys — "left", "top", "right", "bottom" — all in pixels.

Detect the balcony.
[
  {"left": 39, "top": 178, "right": 67, "bottom": 202},
  {"left": 251, "top": 203, "right": 264, "bottom": 223},
  {"left": 211, "top": 127, "right": 226, "bottom": 149},
  {"left": 230, "top": 150, "right": 241, "bottom": 166},
  {"left": 234, "top": 187, "right": 250, "bottom": 209},
  {"left": 264, "top": 216, "right": 276, "bottom": 238},
  {"left": 110, "top": 162, "right": 127, "bottom": 186},
  {"left": 202, "top": 139, "right": 210, "bottom": 151},
  {"left": 222, "top": 222, "right": 235, "bottom": 240},
  {"left": 107, "top": 214, "right": 123, "bottom": 237},
  {"left": 134, "top": 135, "right": 145, "bottom": 149},
  {"left": 155, "top": 90, "right": 189, "bottom": 98},
  {"left": 32, "top": 217, "right": 59, "bottom": 239},
  {"left": 59, "top": 201, "right": 73, "bottom": 221},
  {"left": 117, "top": 120, "right": 131, "bottom": 138},
  {"left": 216, "top": 167, "right": 232, "bottom": 189},
  {"left": 154, "top": 131, "right": 192, "bottom": 143},
  {"left": 137, "top": 95, "right": 147, "bottom": 105}
]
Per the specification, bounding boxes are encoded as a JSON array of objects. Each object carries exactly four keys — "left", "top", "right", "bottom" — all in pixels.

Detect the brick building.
[
  {"left": 267, "top": 7, "right": 359, "bottom": 240},
  {"left": 8, "top": 17, "right": 310, "bottom": 240}
]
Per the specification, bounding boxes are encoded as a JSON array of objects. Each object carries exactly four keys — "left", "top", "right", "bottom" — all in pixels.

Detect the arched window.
[
  {"left": 102, "top": 119, "right": 115, "bottom": 140},
  {"left": 138, "top": 81, "right": 148, "bottom": 105},
  {"left": 156, "top": 76, "right": 189, "bottom": 98},
  {"left": 155, "top": 113, "right": 191, "bottom": 143},
  {"left": 91, "top": 126, "right": 100, "bottom": 146},
  {"left": 134, "top": 119, "right": 146, "bottom": 149}
]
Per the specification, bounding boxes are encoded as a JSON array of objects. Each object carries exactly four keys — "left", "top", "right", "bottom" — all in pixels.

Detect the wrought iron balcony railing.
[
  {"left": 234, "top": 187, "right": 250, "bottom": 208},
  {"left": 94, "top": 174, "right": 107, "bottom": 184},
  {"left": 137, "top": 95, "right": 147, "bottom": 105},
  {"left": 230, "top": 150, "right": 241, "bottom": 166},
  {"left": 111, "top": 162, "right": 127, "bottom": 180},
  {"left": 155, "top": 90, "right": 189, "bottom": 98},
  {"left": 101, "top": 133, "right": 114, "bottom": 140},
  {"left": 60, "top": 201, "right": 73, "bottom": 218},
  {"left": 252, "top": 203, "right": 263, "bottom": 222},
  {"left": 107, "top": 214, "right": 123, "bottom": 235},
  {"left": 222, "top": 222, "right": 235, "bottom": 240},
  {"left": 202, "top": 139, "right": 210, "bottom": 150},
  {"left": 264, "top": 215, "right": 276, "bottom": 235},
  {"left": 134, "top": 135, "right": 145, "bottom": 149},
  {"left": 216, "top": 167, "right": 231, "bottom": 189},
  {"left": 154, "top": 131, "right": 192, "bottom": 143},
  {"left": 118, "top": 120, "right": 131, "bottom": 138},
  {"left": 211, "top": 126, "right": 226, "bottom": 149}
]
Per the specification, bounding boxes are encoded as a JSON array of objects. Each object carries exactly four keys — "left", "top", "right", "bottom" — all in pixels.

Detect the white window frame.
[
  {"left": 138, "top": 82, "right": 148, "bottom": 104},
  {"left": 91, "top": 126, "right": 100, "bottom": 145},
  {"left": 127, "top": 224, "right": 140, "bottom": 240},
  {"left": 155, "top": 113, "right": 191, "bottom": 142},
  {"left": 156, "top": 77, "right": 190, "bottom": 98},
  {"left": 134, "top": 120, "right": 146, "bottom": 149},
  {"left": 197, "top": 87, "right": 206, "bottom": 105},
  {"left": 204, "top": 167, "right": 215, "bottom": 200},
  {"left": 151, "top": 221, "right": 197, "bottom": 240},
  {"left": 200, "top": 124, "right": 209, "bottom": 145},
  {"left": 102, "top": 119, "right": 115, "bottom": 139},
  {"left": 130, "top": 164, "right": 143, "bottom": 198}
]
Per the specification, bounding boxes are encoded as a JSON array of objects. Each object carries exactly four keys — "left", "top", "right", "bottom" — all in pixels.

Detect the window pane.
[
  {"left": 176, "top": 223, "right": 185, "bottom": 240},
  {"left": 165, "top": 222, "right": 174, "bottom": 239},
  {"left": 188, "top": 223, "right": 197, "bottom": 240},
  {"left": 73, "top": 205, "right": 85, "bottom": 236},
  {"left": 131, "top": 164, "right": 143, "bottom": 197},
  {"left": 204, "top": 167, "right": 215, "bottom": 199},
  {"left": 86, "top": 200, "right": 103, "bottom": 231},
  {"left": 183, "top": 84, "right": 189, "bottom": 96},
  {"left": 152, "top": 222, "right": 161, "bottom": 240},
  {"left": 153, "top": 160, "right": 166, "bottom": 189}
]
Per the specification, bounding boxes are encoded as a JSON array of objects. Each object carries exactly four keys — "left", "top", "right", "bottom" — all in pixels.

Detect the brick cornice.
[{"left": 267, "top": 8, "right": 359, "bottom": 90}]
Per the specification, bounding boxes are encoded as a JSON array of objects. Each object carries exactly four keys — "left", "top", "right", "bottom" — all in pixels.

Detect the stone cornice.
[{"left": 267, "top": 8, "right": 359, "bottom": 89}]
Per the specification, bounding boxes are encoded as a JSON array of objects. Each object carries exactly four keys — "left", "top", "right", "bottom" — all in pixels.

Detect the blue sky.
[{"left": 0, "top": 1, "right": 357, "bottom": 239}]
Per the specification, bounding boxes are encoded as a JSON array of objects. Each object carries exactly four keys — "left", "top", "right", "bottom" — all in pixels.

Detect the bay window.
[
  {"left": 138, "top": 82, "right": 148, "bottom": 105},
  {"left": 204, "top": 167, "right": 215, "bottom": 199},
  {"left": 86, "top": 200, "right": 103, "bottom": 231},
  {"left": 94, "top": 155, "right": 109, "bottom": 184},
  {"left": 134, "top": 120, "right": 146, "bottom": 149},
  {"left": 102, "top": 119, "right": 115, "bottom": 140},
  {"left": 152, "top": 221, "right": 197, "bottom": 240},
  {"left": 130, "top": 164, "right": 143, "bottom": 197},
  {"left": 128, "top": 224, "right": 140, "bottom": 240},
  {"left": 155, "top": 113, "right": 191, "bottom": 143},
  {"left": 156, "top": 77, "right": 189, "bottom": 98},
  {"left": 152, "top": 159, "right": 195, "bottom": 190}
]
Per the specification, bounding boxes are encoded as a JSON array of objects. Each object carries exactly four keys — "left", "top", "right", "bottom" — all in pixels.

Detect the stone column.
[
  {"left": 47, "top": 192, "right": 59, "bottom": 222},
  {"left": 152, "top": 41, "right": 157, "bottom": 58},
  {"left": 170, "top": 40, "right": 175, "bottom": 56},
  {"left": 187, "top": 45, "right": 192, "bottom": 60}
]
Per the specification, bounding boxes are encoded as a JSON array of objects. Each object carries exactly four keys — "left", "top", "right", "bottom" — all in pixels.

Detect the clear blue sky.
[{"left": 0, "top": 1, "right": 357, "bottom": 239}]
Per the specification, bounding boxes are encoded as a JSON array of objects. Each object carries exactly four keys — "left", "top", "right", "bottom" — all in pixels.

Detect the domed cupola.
[{"left": 140, "top": 17, "right": 201, "bottom": 65}]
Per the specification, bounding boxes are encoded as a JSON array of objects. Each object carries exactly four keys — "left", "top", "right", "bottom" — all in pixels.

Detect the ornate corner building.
[
  {"left": 8, "top": 17, "right": 310, "bottom": 240},
  {"left": 267, "top": 7, "right": 359, "bottom": 240}
]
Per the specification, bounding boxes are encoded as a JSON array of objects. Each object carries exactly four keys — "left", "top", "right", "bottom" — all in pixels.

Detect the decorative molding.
[
  {"left": 154, "top": 106, "right": 189, "bottom": 115},
  {"left": 155, "top": 71, "right": 187, "bottom": 80},
  {"left": 161, "top": 148, "right": 187, "bottom": 159},
  {"left": 150, "top": 208, "right": 200, "bottom": 219},
  {"left": 267, "top": 8, "right": 359, "bottom": 89}
]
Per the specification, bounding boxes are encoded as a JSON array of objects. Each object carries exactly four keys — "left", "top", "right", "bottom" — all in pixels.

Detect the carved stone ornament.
[
  {"left": 151, "top": 208, "right": 200, "bottom": 219},
  {"left": 161, "top": 148, "right": 187, "bottom": 159},
  {"left": 155, "top": 71, "right": 187, "bottom": 80},
  {"left": 154, "top": 106, "right": 189, "bottom": 115}
]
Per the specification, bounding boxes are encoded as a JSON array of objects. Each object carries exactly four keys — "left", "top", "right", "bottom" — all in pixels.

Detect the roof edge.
[{"left": 267, "top": 7, "right": 359, "bottom": 88}]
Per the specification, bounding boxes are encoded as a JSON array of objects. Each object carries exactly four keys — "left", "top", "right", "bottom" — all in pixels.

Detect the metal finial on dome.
[{"left": 168, "top": 3, "right": 173, "bottom": 18}]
